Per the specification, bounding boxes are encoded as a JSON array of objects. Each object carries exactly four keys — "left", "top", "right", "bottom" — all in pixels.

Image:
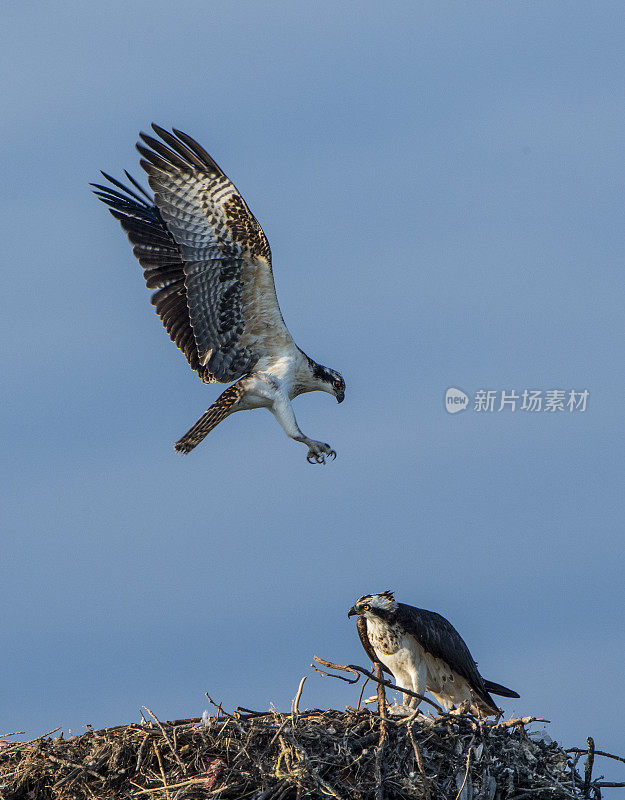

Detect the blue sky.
[{"left": 2, "top": 0, "right": 623, "bottom": 787}]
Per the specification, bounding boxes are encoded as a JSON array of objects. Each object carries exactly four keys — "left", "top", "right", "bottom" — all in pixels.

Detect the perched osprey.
[
  {"left": 93, "top": 125, "right": 345, "bottom": 463},
  {"left": 348, "top": 591, "right": 519, "bottom": 716}
]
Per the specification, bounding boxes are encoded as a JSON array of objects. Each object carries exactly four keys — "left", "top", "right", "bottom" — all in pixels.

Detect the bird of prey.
[
  {"left": 93, "top": 125, "right": 345, "bottom": 463},
  {"left": 348, "top": 591, "right": 519, "bottom": 716}
]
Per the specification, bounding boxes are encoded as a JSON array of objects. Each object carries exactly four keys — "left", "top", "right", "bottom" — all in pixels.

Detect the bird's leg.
[
  {"left": 406, "top": 662, "right": 428, "bottom": 709},
  {"left": 270, "top": 395, "right": 336, "bottom": 464}
]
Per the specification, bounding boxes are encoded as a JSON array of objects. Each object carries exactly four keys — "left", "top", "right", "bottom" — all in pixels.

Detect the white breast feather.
[{"left": 366, "top": 618, "right": 476, "bottom": 710}]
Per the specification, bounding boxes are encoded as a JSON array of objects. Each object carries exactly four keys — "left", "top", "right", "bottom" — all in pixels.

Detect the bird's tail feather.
[
  {"left": 174, "top": 382, "right": 243, "bottom": 454},
  {"left": 483, "top": 679, "right": 520, "bottom": 699}
]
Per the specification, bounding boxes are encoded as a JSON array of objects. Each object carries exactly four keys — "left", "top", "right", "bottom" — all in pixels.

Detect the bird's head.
[
  {"left": 348, "top": 590, "right": 397, "bottom": 620},
  {"left": 312, "top": 363, "right": 345, "bottom": 403}
]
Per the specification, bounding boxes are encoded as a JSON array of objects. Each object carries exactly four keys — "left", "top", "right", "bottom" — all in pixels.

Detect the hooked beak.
[
  {"left": 336, "top": 390, "right": 345, "bottom": 404},
  {"left": 347, "top": 605, "right": 358, "bottom": 618}
]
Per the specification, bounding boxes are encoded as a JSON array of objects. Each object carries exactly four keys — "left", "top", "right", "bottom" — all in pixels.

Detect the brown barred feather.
[
  {"left": 94, "top": 126, "right": 291, "bottom": 387},
  {"left": 173, "top": 381, "right": 244, "bottom": 454},
  {"left": 137, "top": 126, "right": 278, "bottom": 383},
  {"left": 93, "top": 176, "right": 204, "bottom": 377}
]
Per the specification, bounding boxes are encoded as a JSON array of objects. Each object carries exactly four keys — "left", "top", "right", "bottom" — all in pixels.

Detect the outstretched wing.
[
  {"left": 396, "top": 603, "right": 493, "bottom": 703},
  {"left": 95, "top": 125, "right": 294, "bottom": 384},
  {"left": 356, "top": 617, "right": 392, "bottom": 675},
  {"left": 93, "top": 172, "right": 210, "bottom": 379},
  {"left": 138, "top": 125, "right": 294, "bottom": 383}
]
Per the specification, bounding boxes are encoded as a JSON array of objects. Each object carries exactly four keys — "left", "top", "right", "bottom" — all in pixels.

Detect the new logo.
[{"left": 445, "top": 387, "right": 469, "bottom": 414}]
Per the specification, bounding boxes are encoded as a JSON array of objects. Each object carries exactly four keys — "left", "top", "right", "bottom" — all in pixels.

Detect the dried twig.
[
  {"left": 131, "top": 779, "right": 230, "bottom": 796},
  {"left": 268, "top": 716, "right": 292, "bottom": 747},
  {"left": 408, "top": 724, "right": 432, "bottom": 799},
  {"left": 205, "top": 694, "right": 236, "bottom": 719},
  {"left": 375, "top": 663, "right": 387, "bottom": 734},
  {"left": 356, "top": 676, "right": 369, "bottom": 711},
  {"left": 373, "top": 662, "right": 387, "bottom": 800},
  {"left": 454, "top": 741, "right": 473, "bottom": 800},
  {"left": 152, "top": 741, "right": 170, "bottom": 800},
  {"left": 286, "top": 737, "right": 347, "bottom": 800},
  {"left": 311, "top": 660, "right": 359, "bottom": 683},
  {"left": 292, "top": 677, "right": 306, "bottom": 717},
  {"left": 135, "top": 734, "right": 150, "bottom": 774},
  {"left": 584, "top": 736, "right": 595, "bottom": 798},
  {"left": 142, "top": 706, "right": 186, "bottom": 776},
  {"left": 566, "top": 748, "right": 625, "bottom": 766},
  {"left": 313, "top": 655, "right": 443, "bottom": 713},
  {"left": 0, "top": 726, "right": 62, "bottom": 758},
  {"left": 50, "top": 752, "right": 102, "bottom": 778}
]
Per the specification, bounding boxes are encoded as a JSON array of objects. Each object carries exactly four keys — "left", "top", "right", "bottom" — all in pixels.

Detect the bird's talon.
[{"left": 306, "top": 442, "right": 336, "bottom": 464}]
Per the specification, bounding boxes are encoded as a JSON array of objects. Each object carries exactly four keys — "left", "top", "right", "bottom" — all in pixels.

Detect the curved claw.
[{"left": 305, "top": 443, "right": 336, "bottom": 465}]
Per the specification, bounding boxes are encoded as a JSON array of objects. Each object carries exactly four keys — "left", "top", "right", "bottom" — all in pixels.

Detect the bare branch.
[
  {"left": 595, "top": 782, "right": 625, "bottom": 788},
  {"left": 204, "top": 693, "right": 237, "bottom": 720},
  {"left": 311, "top": 658, "right": 359, "bottom": 683},
  {"left": 292, "top": 676, "right": 307, "bottom": 717},
  {"left": 584, "top": 736, "right": 595, "bottom": 798},
  {"left": 141, "top": 707, "right": 186, "bottom": 775},
  {"left": 356, "top": 677, "right": 369, "bottom": 711},
  {"left": 312, "top": 655, "right": 443, "bottom": 713},
  {"left": 374, "top": 662, "right": 387, "bottom": 800},
  {"left": 0, "top": 726, "right": 62, "bottom": 758},
  {"left": 566, "top": 748, "right": 625, "bottom": 766},
  {"left": 454, "top": 743, "right": 473, "bottom": 800}
]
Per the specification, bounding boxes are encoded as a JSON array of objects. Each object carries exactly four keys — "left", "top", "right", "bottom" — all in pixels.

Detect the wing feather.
[
  {"left": 135, "top": 126, "right": 291, "bottom": 382},
  {"left": 93, "top": 175, "right": 211, "bottom": 380},
  {"left": 396, "top": 603, "right": 496, "bottom": 709},
  {"left": 95, "top": 126, "right": 295, "bottom": 384}
]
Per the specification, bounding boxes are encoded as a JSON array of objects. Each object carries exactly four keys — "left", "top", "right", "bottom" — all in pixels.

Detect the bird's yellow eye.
[{"left": 362, "top": 604, "right": 370, "bottom": 611}]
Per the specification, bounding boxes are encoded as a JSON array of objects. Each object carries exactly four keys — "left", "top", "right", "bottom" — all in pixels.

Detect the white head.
[
  {"left": 308, "top": 359, "right": 345, "bottom": 403},
  {"left": 347, "top": 590, "right": 398, "bottom": 620}
]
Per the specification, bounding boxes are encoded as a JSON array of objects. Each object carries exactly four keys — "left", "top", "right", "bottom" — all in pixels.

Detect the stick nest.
[{"left": 0, "top": 707, "right": 599, "bottom": 800}]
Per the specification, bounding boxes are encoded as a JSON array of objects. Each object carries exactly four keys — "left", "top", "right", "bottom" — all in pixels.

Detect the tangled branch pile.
[{"left": 0, "top": 704, "right": 614, "bottom": 800}]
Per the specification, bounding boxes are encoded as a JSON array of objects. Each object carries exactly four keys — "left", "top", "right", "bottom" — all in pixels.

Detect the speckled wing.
[
  {"left": 92, "top": 171, "right": 207, "bottom": 378},
  {"left": 395, "top": 603, "right": 494, "bottom": 706},
  {"left": 356, "top": 617, "right": 392, "bottom": 675},
  {"left": 137, "top": 125, "right": 294, "bottom": 383}
]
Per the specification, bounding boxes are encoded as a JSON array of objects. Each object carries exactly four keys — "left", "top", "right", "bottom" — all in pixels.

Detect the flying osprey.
[
  {"left": 93, "top": 125, "right": 345, "bottom": 463},
  {"left": 348, "top": 591, "right": 519, "bottom": 716}
]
